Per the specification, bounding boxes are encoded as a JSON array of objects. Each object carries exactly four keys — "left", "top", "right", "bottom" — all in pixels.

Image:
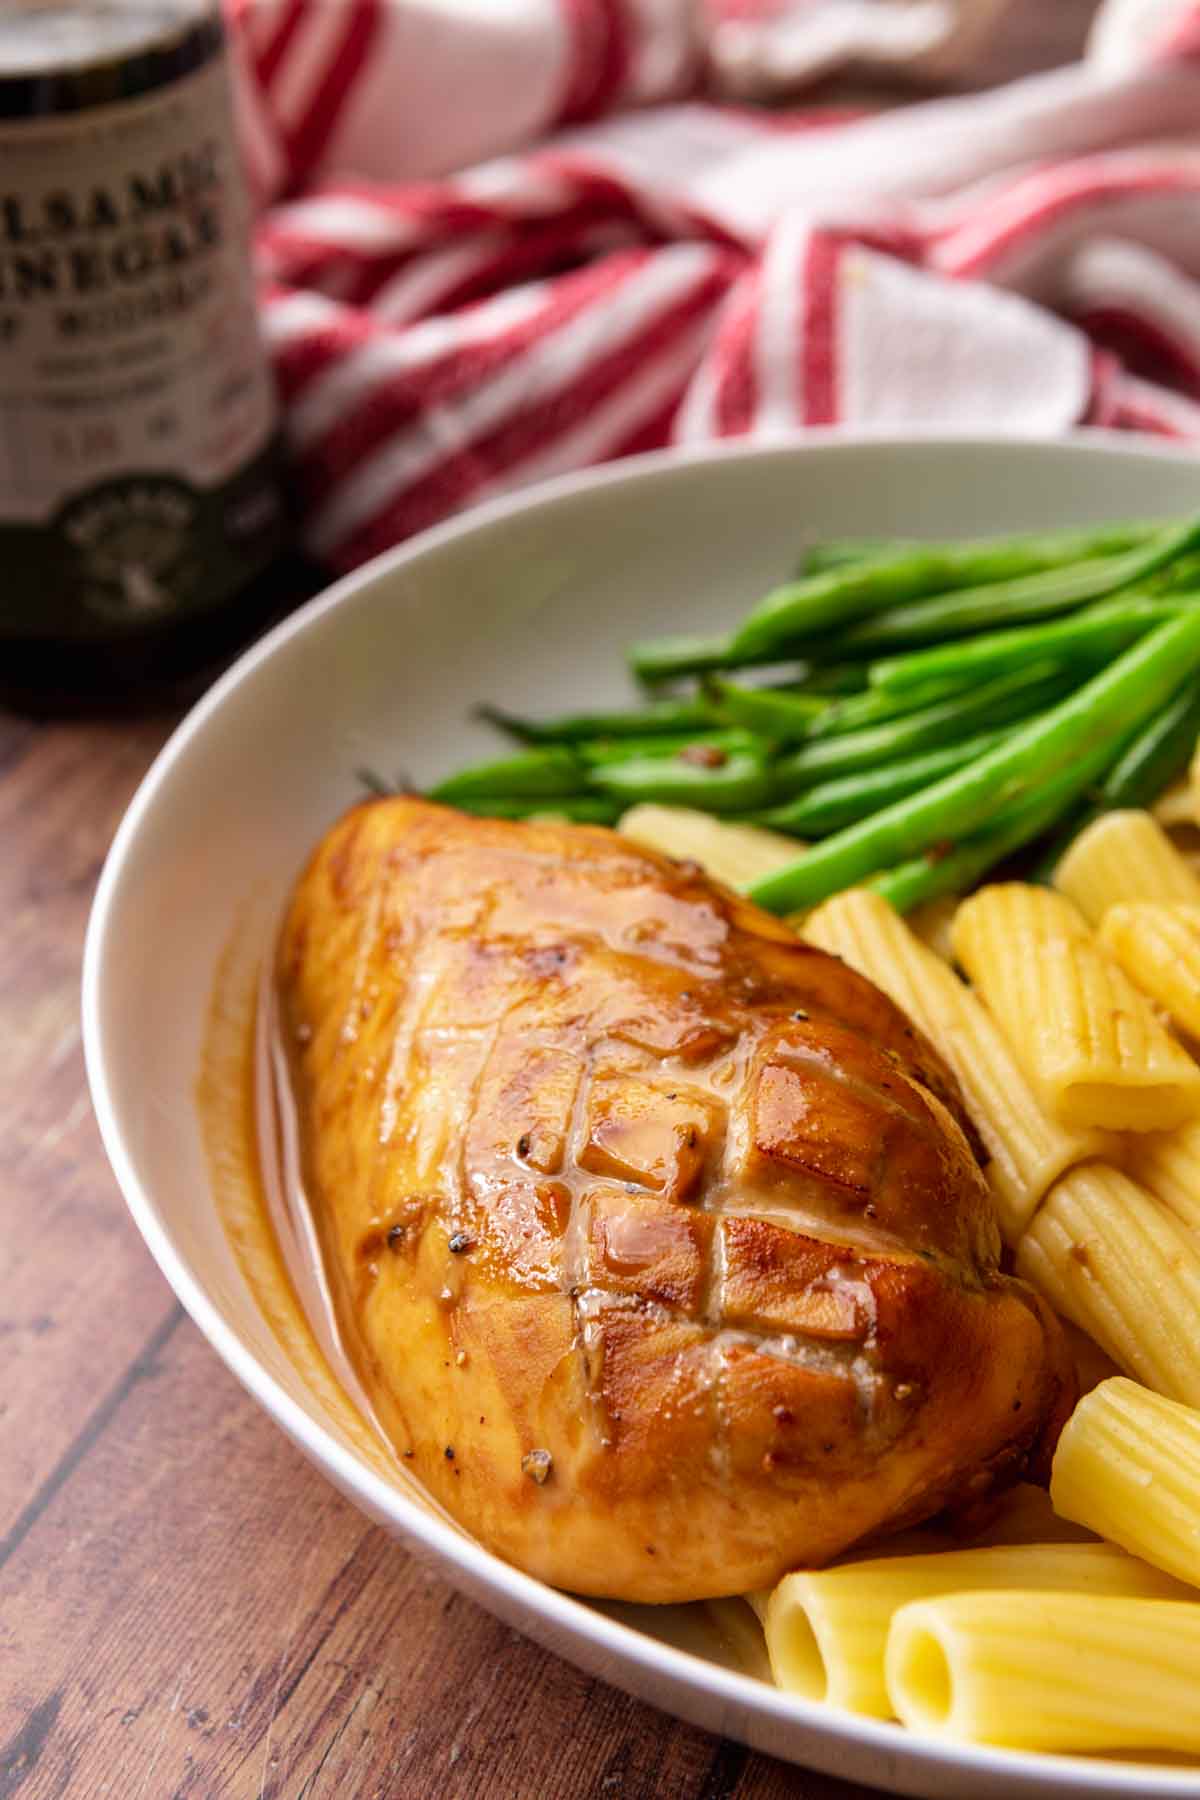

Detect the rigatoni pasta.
[
  {"left": 1124, "top": 1117, "right": 1200, "bottom": 1234},
  {"left": 1016, "top": 1162, "right": 1200, "bottom": 1406},
  {"left": 803, "top": 889, "right": 1103, "bottom": 1240},
  {"left": 617, "top": 804, "right": 801, "bottom": 890},
  {"left": 704, "top": 1597, "right": 773, "bottom": 1683},
  {"left": 958, "top": 1480, "right": 1095, "bottom": 1548},
  {"left": 1153, "top": 775, "right": 1197, "bottom": 829},
  {"left": 857, "top": 1482, "right": 1096, "bottom": 1565},
  {"left": 1099, "top": 903, "right": 1200, "bottom": 1040},
  {"left": 1051, "top": 1377, "right": 1200, "bottom": 1590},
  {"left": 1053, "top": 808, "right": 1200, "bottom": 922},
  {"left": 886, "top": 1592, "right": 1200, "bottom": 1751},
  {"left": 905, "top": 894, "right": 958, "bottom": 963},
  {"left": 758, "top": 1543, "right": 1183, "bottom": 1719},
  {"left": 951, "top": 883, "right": 1200, "bottom": 1131}
]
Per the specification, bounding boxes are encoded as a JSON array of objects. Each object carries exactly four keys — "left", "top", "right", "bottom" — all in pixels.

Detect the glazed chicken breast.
[{"left": 277, "top": 798, "right": 1073, "bottom": 1603}]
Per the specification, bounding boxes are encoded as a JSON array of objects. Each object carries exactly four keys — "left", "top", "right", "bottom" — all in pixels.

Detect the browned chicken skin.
[{"left": 278, "top": 798, "right": 1073, "bottom": 1602}]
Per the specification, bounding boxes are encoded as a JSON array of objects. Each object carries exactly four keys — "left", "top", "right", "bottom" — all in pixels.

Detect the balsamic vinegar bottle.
[{"left": 0, "top": 2, "right": 299, "bottom": 709}]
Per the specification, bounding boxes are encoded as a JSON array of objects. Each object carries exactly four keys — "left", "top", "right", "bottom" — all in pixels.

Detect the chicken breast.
[{"left": 277, "top": 798, "right": 1073, "bottom": 1603}]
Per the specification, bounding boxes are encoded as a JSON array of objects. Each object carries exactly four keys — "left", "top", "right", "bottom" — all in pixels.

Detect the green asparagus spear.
[
  {"left": 747, "top": 609, "right": 1200, "bottom": 915},
  {"left": 756, "top": 728, "right": 1012, "bottom": 837},
  {"left": 730, "top": 517, "right": 1197, "bottom": 661},
  {"left": 868, "top": 596, "right": 1188, "bottom": 695},
  {"left": 841, "top": 514, "right": 1200, "bottom": 653}
]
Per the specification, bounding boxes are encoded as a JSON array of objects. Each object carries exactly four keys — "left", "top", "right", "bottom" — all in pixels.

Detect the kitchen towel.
[{"left": 231, "top": 0, "right": 1200, "bottom": 571}]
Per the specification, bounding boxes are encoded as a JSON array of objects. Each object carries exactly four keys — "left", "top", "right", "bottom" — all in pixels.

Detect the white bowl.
[{"left": 84, "top": 434, "right": 1200, "bottom": 1800}]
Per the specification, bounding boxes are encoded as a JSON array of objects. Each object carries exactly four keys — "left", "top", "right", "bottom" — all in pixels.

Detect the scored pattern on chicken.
[{"left": 277, "top": 798, "right": 1073, "bottom": 1603}]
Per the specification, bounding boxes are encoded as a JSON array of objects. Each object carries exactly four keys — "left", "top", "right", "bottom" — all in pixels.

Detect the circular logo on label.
[{"left": 58, "top": 476, "right": 201, "bottom": 622}]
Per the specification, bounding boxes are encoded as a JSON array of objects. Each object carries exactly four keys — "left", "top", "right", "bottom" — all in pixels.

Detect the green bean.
[
  {"left": 870, "top": 727, "right": 1133, "bottom": 914},
  {"left": 747, "top": 609, "right": 1200, "bottom": 915},
  {"left": 802, "top": 520, "right": 1155, "bottom": 579},
  {"left": 1101, "top": 680, "right": 1200, "bottom": 807},
  {"left": 842, "top": 514, "right": 1200, "bottom": 653},
  {"left": 628, "top": 631, "right": 770, "bottom": 683},
  {"left": 477, "top": 697, "right": 717, "bottom": 743},
  {"left": 575, "top": 728, "right": 759, "bottom": 765},
  {"left": 804, "top": 673, "right": 971, "bottom": 738},
  {"left": 802, "top": 522, "right": 1158, "bottom": 576},
  {"left": 801, "top": 664, "right": 871, "bottom": 695},
  {"left": 1147, "top": 551, "right": 1200, "bottom": 595},
  {"left": 757, "top": 728, "right": 1013, "bottom": 837},
  {"left": 451, "top": 795, "right": 621, "bottom": 823},
  {"left": 706, "top": 678, "right": 829, "bottom": 741},
  {"left": 732, "top": 559, "right": 989, "bottom": 662},
  {"left": 357, "top": 766, "right": 397, "bottom": 796},
  {"left": 868, "top": 597, "right": 1188, "bottom": 696},
  {"left": 430, "top": 747, "right": 582, "bottom": 802},
  {"left": 1035, "top": 680, "right": 1200, "bottom": 877},
  {"left": 587, "top": 747, "right": 772, "bottom": 813},
  {"left": 769, "top": 663, "right": 1070, "bottom": 794},
  {"left": 730, "top": 520, "right": 1189, "bottom": 660},
  {"left": 802, "top": 538, "right": 913, "bottom": 574}
]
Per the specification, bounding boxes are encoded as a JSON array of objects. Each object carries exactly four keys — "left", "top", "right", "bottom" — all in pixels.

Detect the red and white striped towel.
[{"left": 231, "top": 0, "right": 1200, "bottom": 572}]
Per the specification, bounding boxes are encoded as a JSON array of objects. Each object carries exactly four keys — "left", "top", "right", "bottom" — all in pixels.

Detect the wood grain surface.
[{"left": 0, "top": 10, "right": 1098, "bottom": 1792}]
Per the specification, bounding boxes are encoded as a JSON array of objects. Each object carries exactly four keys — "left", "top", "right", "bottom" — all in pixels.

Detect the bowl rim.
[{"left": 82, "top": 429, "right": 1200, "bottom": 1798}]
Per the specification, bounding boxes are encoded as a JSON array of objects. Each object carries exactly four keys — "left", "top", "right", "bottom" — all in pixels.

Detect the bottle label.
[{"left": 0, "top": 47, "right": 283, "bottom": 639}]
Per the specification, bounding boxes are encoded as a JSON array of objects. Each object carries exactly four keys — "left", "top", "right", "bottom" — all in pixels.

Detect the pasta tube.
[
  {"left": 1153, "top": 775, "right": 1197, "bottom": 828},
  {"left": 803, "top": 889, "right": 1103, "bottom": 1240},
  {"left": 905, "top": 895, "right": 957, "bottom": 963},
  {"left": 760, "top": 1543, "right": 1181, "bottom": 1718},
  {"left": 1100, "top": 902, "right": 1200, "bottom": 1040},
  {"left": 1016, "top": 1162, "right": 1200, "bottom": 1406},
  {"left": 952, "top": 884, "right": 1200, "bottom": 1131},
  {"left": 617, "top": 805, "right": 801, "bottom": 890},
  {"left": 1124, "top": 1117, "right": 1200, "bottom": 1233},
  {"left": 886, "top": 1592, "right": 1200, "bottom": 1750},
  {"left": 704, "top": 1598, "right": 773, "bottom": 1682},
  {"left": 1051, "top": 1377, "right": 1200, "bottom": 1589},
  {"left": 955, "top": 1480, "right": 1095, "bottom": 1548},
  {"left": 1053, "top": 807, "right": 1200, "bottom": 922}
]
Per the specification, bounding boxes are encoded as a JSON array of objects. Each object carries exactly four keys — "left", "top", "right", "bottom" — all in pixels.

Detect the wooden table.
[{"left": 0, "top": 7, "right": 1097, "bottom": 1792}]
